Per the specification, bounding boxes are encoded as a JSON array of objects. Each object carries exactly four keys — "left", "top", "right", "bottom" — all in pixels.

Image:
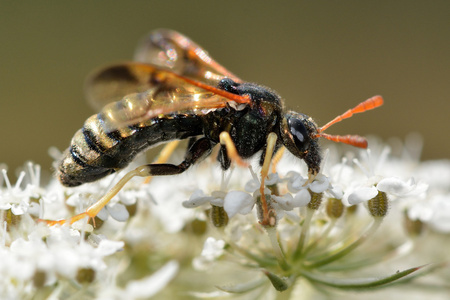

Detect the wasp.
[{"left": 50, "top": 29, "right": 383, "bottom": 226}]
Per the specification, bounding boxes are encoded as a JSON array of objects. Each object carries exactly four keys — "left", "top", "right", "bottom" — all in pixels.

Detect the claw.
[
  {"left": 39, "top": 211, "right": 91, "bottom": 226},
  {"left": 304, "top": 170, "right": 318, "bottom": 186}
]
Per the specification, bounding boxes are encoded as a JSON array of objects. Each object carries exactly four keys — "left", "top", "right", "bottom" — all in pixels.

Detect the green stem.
[
  {"left": 227, "top": 239, "right": 278, "bottom": 268},
  {"left": 302, "top": 264, "right": 425, "bottom": 290},
  {"left": 306, "top": 217, "right": 382, "bottom": 268},
  {"left": 266, "top": 227, "right": 289, "bottom": 270},
  {"left": 304, "top": 218, "right": 337, "bottom": 255}
]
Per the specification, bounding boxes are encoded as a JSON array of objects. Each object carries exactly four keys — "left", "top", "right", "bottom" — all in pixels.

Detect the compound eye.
[{"left": 288, "top": 118, "right": 310, "bottom": 152}]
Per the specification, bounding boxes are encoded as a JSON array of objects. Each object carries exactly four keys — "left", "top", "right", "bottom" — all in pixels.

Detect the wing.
[
  {"left": 134, "top": 29, "right": 242, "bottom": 85},
  {"left": 90, "top": 63, "right": 251, "bottom": 133},
  {"left": 86, "top": 29, "right": 242, "bottom": 110}
]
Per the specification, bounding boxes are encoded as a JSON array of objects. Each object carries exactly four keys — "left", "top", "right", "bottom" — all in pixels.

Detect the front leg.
[
  {"left": 219, "top": 131, "right": 248, "bottom": 168},
  {"left": 258, "top": 132, "right": 278, "bottom": 226}
]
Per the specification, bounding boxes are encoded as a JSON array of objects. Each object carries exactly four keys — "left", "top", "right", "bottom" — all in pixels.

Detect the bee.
[{"left": 51, "top": 29, "right": 383, "bottom": 226}]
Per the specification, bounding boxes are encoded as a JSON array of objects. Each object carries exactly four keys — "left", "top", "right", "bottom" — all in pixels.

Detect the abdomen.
[{"left": 58, "top": 109, "right": 203, "bottom": 187}]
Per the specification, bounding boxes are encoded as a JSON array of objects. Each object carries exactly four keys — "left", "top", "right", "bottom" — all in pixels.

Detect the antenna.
[{"left": 316, "top": 95, "right": 384, "bottom": 148}]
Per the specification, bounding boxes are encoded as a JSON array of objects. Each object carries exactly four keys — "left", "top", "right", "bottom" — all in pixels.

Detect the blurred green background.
[{"left": 1, "top": 1, "right": 449, "bottom": 178}]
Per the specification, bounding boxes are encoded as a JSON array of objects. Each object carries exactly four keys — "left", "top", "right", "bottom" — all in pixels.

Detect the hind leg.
[
  {"left": 42, "top": 138, "right": 214, "bottom": 225},
  {"left": 143, "top": 140, "right": 181, "bottom": 184}
]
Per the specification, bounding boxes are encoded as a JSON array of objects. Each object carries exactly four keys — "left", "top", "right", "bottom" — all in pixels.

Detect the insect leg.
[
  {"left": 219, "top": 131, "right": 248, "bottom": 168},
  {"left": 270, "top": 146, "right": 285, "bottom": 174},
  {"left": 305, "top": 170, "right": 318, "bottom": 185},
  {"left": 259, "top": 133, "right": 278, "bottom": 226},
  {"left": 43, "top": 138, "right": 214, "bottom": 226},
  {"left": 144, "top": 140, "right": 181, "bottom": 184}
]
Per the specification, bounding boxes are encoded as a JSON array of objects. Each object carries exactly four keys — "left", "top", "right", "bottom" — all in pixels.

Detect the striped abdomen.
[{"left": 58, "top": 92, "right": 203, "bottom": 187}]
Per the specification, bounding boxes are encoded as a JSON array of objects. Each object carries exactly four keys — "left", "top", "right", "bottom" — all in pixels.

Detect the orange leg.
[
  {"left": 219, "top": 131, "right": 279, "bottom": 226},
  {"left": 270, "top": 146, "right": 285, "bottom": 174},
  {"left": 41, "top": 138, "right": 214, "bottom": 226},
  {"left": 41, "top": 166, "right": 151, "bottom": 226},
  {"left": 259, "top": 133, "right": 278, "bottom": 226},
  {"left": 43, "top": 141, "right": 180, "bottom": 226},
  {"left": 219, "top": 132, "right": 248, "bottom": 168}
]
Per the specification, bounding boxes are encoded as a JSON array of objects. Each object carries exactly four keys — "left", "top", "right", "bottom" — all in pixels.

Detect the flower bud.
[
  {"left": 403, "top": 210, "right": 424, "bottom": 236},
  {"left": 209, "top": 205, "right": 229, "bottom": 228},
  {"left": 307, "top": 190, "right": 323, "bottom": 210},
  {"left": 33, "top": 270, "right": 46, "bottom": 288},
  {"left": 326, "top": 198, "right": 344, "bottom": 219},
  {"left": 367, "top": 191, "right": 389, "bottom": 218},
  {"left": 76, "top": 267, "right": 96, "bottom": 284},
  {"left": 347, "top": 204, "right": 358, "bottom": 215},
  {"left": 184, "top": 218, "right": 208, "bottom": 235}
]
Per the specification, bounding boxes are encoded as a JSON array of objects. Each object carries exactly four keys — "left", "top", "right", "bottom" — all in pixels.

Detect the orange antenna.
[{"left": 316, "top": 95, "right": 384, "bottom": 148}]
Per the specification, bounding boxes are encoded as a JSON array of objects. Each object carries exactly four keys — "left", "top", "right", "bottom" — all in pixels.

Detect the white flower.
[
  {"left": 0, "top": 169, "right": 31, "bottom": 215},
  {"left": 193, "top": 237, "right": 226, "bottom": 270},
  {"left": 407, "top": 193, "right": 450, "bottom": 233},
  {"left": 426, "top": 194, "right": 450, "bottom": 232},
  {"left": 282, "top": 172, "right": 331, "bottom": 207},
  {"left": 340, "top": 147, "right": 429, "bottom": 207},
  {"left": 1, "top": 136, "right": 449, "bottom": 299},
  {"left": 377, "top": 177, "right": 428, "bottom": 197}
]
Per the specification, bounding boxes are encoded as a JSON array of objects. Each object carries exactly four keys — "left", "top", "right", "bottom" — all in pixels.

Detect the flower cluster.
[{"left": 0, "top": 136, "right": 449, "bottom": 299}]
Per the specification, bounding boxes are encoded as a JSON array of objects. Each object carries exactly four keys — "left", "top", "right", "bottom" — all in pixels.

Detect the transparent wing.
[
  {"left": 134, "top": 29, "right": 242, "bottom": 85},
  {"left": 86, "top": 29, "right": 242, "bottom": 111},
  {"left": 88, "top": 63, "right": 250, "bottom": 133}
]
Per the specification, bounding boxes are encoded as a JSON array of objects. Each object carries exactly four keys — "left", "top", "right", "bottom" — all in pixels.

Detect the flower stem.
[
  {"left": 303, "top": 219, "right": 337, "bottom": 255},
  {"left": 266, "top": 227, "right": 288, "bottom": 270},
  {"left": 306, "top": 217, "right": 382, "bottom": 268},
  {"left": 293, "top": 208, "right": 314, "bottom": 259}
]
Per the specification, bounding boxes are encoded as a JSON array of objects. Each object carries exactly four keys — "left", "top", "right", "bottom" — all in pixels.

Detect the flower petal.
[
  {"left": 107, "top": 203, "right": 129, "bottom": 222},
  {"left": 200, "top": 237, "right": 225, "bottom": 259},
  {"left": 328, "top": 184, "right": 344, "bottom": 199},
  {"left": 11, "top": 201, "right": 28, "bottom": 215},
  {"left": 287, "top": 175, "right": 307, "bottom": 193},
  {"left": 124, "top": 260, "right": 179, "bottom": 298},
  {"left": 273, "top": 194, "right": 295, "bottom": 211},
  {"left": 223, "top": 191, "right": 254, "bottom": 218},
  {"left": 377, "top": 177, "right": 412, "bottom": 196},
  {"left": 377, "top": 177, "right": 428, "bottom": 198},
  {"left": 428, "top": 194, "right": 450, "bottom": 233},
  {"left": 244, "top": 178, "right": 260, "bottom": 193},
  {"left": 182, "top": 189, "right": 214, "bottom": 208},
  {"left": 265, "top": 173, "right": 280, "bottom": 185},
  {"left": 294, "top": 189, "right": 311, "bottom": 206},
  {"left": 310, "top": 174, "right": 330, "bottom": 193},
  {"left": 347, "top": 187, "right": 378, "bottom": 205}
]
